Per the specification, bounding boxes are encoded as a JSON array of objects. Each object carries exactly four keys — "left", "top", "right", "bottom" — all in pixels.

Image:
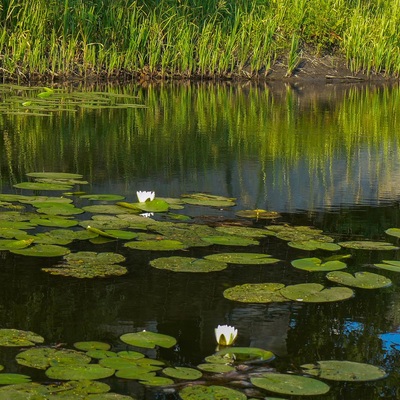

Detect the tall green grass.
[{"left": 1, "top": 0, "right": 400, "bottom": 80}]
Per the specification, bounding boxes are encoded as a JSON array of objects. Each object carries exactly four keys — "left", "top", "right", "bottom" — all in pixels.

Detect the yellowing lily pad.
[
  {"left": 223, "top": 283, "right": 288, "bottom": 303},
  {"left": 180, "top": 385, "right": 246, "bottom": 400},
  {"left": 338, "top": 241, "right": 399, "bottom": 250},
  {"left": 251, "top": 373, "right": 330, "bottom": 396},
  {"left": 120, "top": 331, "right": 177, "bottom": 349},
  {"left": 235, "top": 209, "right": 281, "bottom": 220},
  {"left": 0, "top": 329, "right": 44, "bottom": 347},
  {"left": 325, "top": 271, "right": 392, "bottom": 289},
  {"left": 301, "top": 360, "right": 387, "bottom": 382},
  {"left": 204, "top": 252, "right": 279, "bottom": 265},
  {"left": 11, "top": 244, "right": 70, "bottom": 257},
  {"left": 291, "top": 257, "right": 347, "bottom": 272},
  {"left": 16, "top": 347, "right": 91, "bottom": 369},
  {"left": 45, "top": 364, "right": 115, "bottom": 380},
  {"left": 280, "top": 283, "right": 354, "bottom": 303},
  {"left": 150, "top": 256, "right": 227, "bottom": 272},
  {"left": 162, "top": 367, "right": 202, "bottom": 380}
]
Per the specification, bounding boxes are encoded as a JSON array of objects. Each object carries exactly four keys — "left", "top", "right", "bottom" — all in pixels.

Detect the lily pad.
[
  {"left": 139, "top": 375, "right": 174, "bottom": 386},
  {"left": 291, "top": 257, "right": 347, "bottom": 272},
  {"left": 14, "top": 182, "right": 73, "bottom": 191},
  {"left": 80, "top": 194, "right": 125, "bottom": 201},
  {"left": 45, "top": 364, "right": 115, "bottom": 380},
  {"left": 216, "top": 347, "right": 275, "bottom": 363},
  {"left": 301, "top": 360, "right": 387, "bottom": 382},
  {"left": 385, "top": 228, "right": 400, "bottom": 238},
  {"left": 373, "top": 260, "right": 400, "bottom": 272},
  {"left": 162, "top": 367, "right": 202, "bottom": 380},
  {"left": 16, "top": 347, "right": 91, "bottom": 369},
  {"left": 201, "top": 235, "right": 259, "bottom": 246},
  {"left": 204, "top": 252, "right": 279, "bottom": 265},
  {"left": 11, "top": 244, "right": 70, "bottom": 257},
  {"left": 280, "top": 283, "right": 354, "bottom": 302},
  {"left": 223, "top": 283, "right": 288, "bottom": 303},
  {"left": 235, "top": 209, "right": 281, "bottom": 220},
  {"left": 120, "top": 331, "right": 177, "bottom": 349},
  {"left": 87, "top": 350, "right": 118, "bottom": 359},
  {"left": 124, "top": 239, "right": 187, "bottom": 251},
  {"left": 250, "top": 373, "right": 330, "bottom": 396},
  {"left": 0, "top": 239, "right": 34, "bottom": 251},
  {"left": 65, "top": 251, "right": 126, "bottom": 264},
  {"left": 30, "top": 217, "right": 78, "bottom": 228},
  {"left": 0, "top": 329, "right": 44, "bottom": 347},
  {"left": 80, "top": 217, "right": 131, "bottom": 230},
  {"left": 115, "top": 368, "right": 161, "bottom": 380},
  {"left": 74, "top": 341, "right": 111, "bottom": 352},
  {"left": 338, "top": 241, "right": 399, "bottom": 250},
  {"left": 215, "top": 226, "right": 276, "bottom": 238},
  {"left": 288, "top": 240, "right": 341, "bottom": 251},
  {"left": 100, "top": 358, "right": 161, "bottom": 371},
  {"left": 197, "top": 363, "right": 235, "bottom": 373},
  {"left": 82, "top": 205, "right": 132, "bottom": 214},
  {"left": 182, "top": 193, "right": 236, "bottom": 207},
  {"left": 135, "top": 199, "right": 170, "bottom": 213},
  {"left": 150, "top": 256, "right": 227, "bottom": 273},
  {"left": 325, "top": 271, "right": 392, "bottom": 289},
  {"left": 43, "top": 263, "right": 127, "bottom": 279},
  {"left": 26, "top": 172, "right": 83, "bottom": 180},
  {"left": 180, "top": 385, "right": 246, "bottom": 400},
  {"left": 0, "top": 374, "right": 32, "bottom": 385}
]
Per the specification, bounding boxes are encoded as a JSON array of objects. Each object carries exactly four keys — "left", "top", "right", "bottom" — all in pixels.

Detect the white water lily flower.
[
  {"left": 215, "top": 324, "right": 237, "bottom": 346},
  {"left": 140, "top": 212, "right": 154, "bottom": 218},
  {"left": 136, "top": 191, "right": 155, "bottom": 203}
]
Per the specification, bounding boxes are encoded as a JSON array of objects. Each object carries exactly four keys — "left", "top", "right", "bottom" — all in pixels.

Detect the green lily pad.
[
  {"left": 373, "top": 260, "right": 400, "bottom": 272},
  {"left": 0, "top": 228, "right": 30, "bottom": 239},
  {"left": 37, "top": 205, "right": 84, "bottom": 215},
  {"left": 30, "top": 217, "right": 78, "bottom": 228},
  {"left": 117, "top": 351, "right": 145, "bottom": 360},
  {"left": 0, "top": 239, "right": 34, "bottom": 251},
  {"left": 288, "top": 240, "right": 341, "bottom": 251},
  {"left": 280, "top": 283, "right": 354, "bottom": 302},
  {"left": 325, "top": 271, "right": 392, "bottom": 289},
  {"left": 251, "top": 373, "right": 330, "bottom": 396},
  {"left": 338, "top": 241, "right": 399, "bottom": 250},
  {"left": 82, "top": 205, "right": 133, "bottom": 214},
  {"left": 162, "top": 367, "right": 202, "bottom": 380},
  {"left": 197, "top": 363, "right": 235, "bottom": 373},
  {"left": 103, "top": 230, "right": 138, "bottom": 240},
  {"left": 216, "top": 347, "right": 275, "bottom": 363},
  {"left": 0, "top": 221, "right": 36, "bottom": 229},
  {"left": 385, "top": 228, "right": 400, "bottom": 238},
  {"left": 16, "top": 347, "right": 91, "bottom": 369},
  {"left": 45, "top": 364, "right": 115, "bottom": 380},
  {"left": 135, "top": 199, "right": 170, "bottom": 213},
  {"left": 180, "top": 385, "right": 246, "bottom": 400},
  {"left": 65, "top": 251, "right": 126, "bottom": 264},
  {"left": 201, "top": 235, "right": 259, "bottom": 246},
  {"left": 215, "top": 226, "right": 276, "bottom": 238},
  {"left": 301, "top": 360, "right": 387, "bottom": 382},
  {"left": 139, "top": 375, "right": 174, "bottom": 386},
  {"left": 204, "top": 354, "right": 235, "bottom": 364},
  {"left": 115, "top": 368, "right": 161, "bottom": 380},
  {"left": 204, "top": 252, "right": 279, "bottom": 265},
  {"left": 100, "top": 358, "right": 162, "bottom": 371},
  {"left": 182, "top": 193, "right": 236, "bottom": 207},
  {"left": 11, "top": 244, "right": 70, "bottom": 257},
  {"left": 43, "top": 263, "right": 127, "bottom": 279},
  {"left": 74, "top": 341, "right": 111, "bottom": 352},
  {"left": 0, "top": 329, "right": 44, "bottom": 347},
  {"left": 235, "top": 209, "right": 281, "bottom": 220},
  {"left": 14, "top": 182, "right": 73, "bottom": 191},
  {"left": 80, "top": 217, "right": 131, "bottom": 230},
  {"left": 291, "top": 257, "right": 347, "bottom": 272},
  {"left": 0, "top": 374, "right": 31, "bottom": 385},
  {"left": 80, "top": 194, "right": 125, "bottom": 201},
  {"left": 223, "top": 283, "right": 288, "bottom": 303},
  {"left": 150, "top": 256, "right": 227, "bottom": 272},
  {"left": 85, "top": 351, "right": 117, "bottom": 360},
  {"left": 120, "top": 331, "right": 177, "bottom": 349},
  {"left": 124, "top": 239, "right": 187, "bottom": 251},
  {"left": 26, "top": 172, "right": 83, "bottom": 180}
]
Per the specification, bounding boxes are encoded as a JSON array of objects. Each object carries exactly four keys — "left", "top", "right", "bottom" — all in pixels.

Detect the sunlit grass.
[{"left": 1, "top": 0, "right": 400, "bottom": 79}]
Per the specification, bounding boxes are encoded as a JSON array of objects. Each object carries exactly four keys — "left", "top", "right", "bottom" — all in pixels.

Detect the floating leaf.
[
  {"left": 14, "top": 182, "right": 73, "bottom": 191},
  {"left": 291, "top": 257, "right": 347, "bottom": 272},
  {"left": 326, "top": 271, "right": 392, "bottom": 289},
  {"left": 215, "top": 226, "right": 276, "bottom": 238},
  {"left": 338, "top": 241, "right": 399, "bottom": 250},
  {"left": 83, "top": 205, "right": 132, "bottom": 214},
  {"left": 235, "top": 209, "right": 281, "bottom": 220},
  {"left": 251, "top": 373, "right": 330, "bottom": 396},
  {"left": 288, "top": 240, "right": 341, "bottom": 251},
  {"left": 26, "top": 172, "right": 83, "bottom": 180},
  {"left": 100, "top": 358, "right": 162, "bottom": 371},
  {"left": 0, "top": 239, "right": 34, "bottom": 251},
  {"left": 150, "top": 256, "right": 227, "bottom": 273},
  {"left": 30, "top": 217, "right": 78, "bottom": 228},
  {"left": 373, "top": 260, "right": 400, "bottom": 272},
  {"left": 45, "top": 364, "right": 115, "bottom": 380},
  {"left": 180, "top": 385, "right": 246, "bottom": 400},
  {"left": 182, "top": 193, "right": 236, "bottom": 207},
  {"left": 280, "top": 283, "right": 354, "bottom": 302},
  {"left": 162, "top": 367, "right": 202, "bottom": 380},
  {"left": 124, "top": 239, "right": 187, "bottom": 251},
  {"left": 86, "top": 350, "right": 117, "bottom": 359},
  {"left": 16, "top": 347, "right": 91, "bottom": 369},
  {"left": 0, "top": 374, "right": 31, "bottom": 385},
  {"left": 115, "top": 368, "right": 161, "bottom": 380},
  {"left": 216, "top": 347, "right": 275, "bottom": 363},
  {"left": 223, "top": 283, "right": 288, "bottom": 303},
  {"left": 201, "top": 235, "right": 259, "bottom": 246},
  {"left": 385, "top": 228, "right": 400, "bottom": 238},
  {"left": 80, "top": 194, "right": 125, "bottom": 201},
  {"left": 0, "top": 329, "right": 44, "bottom": 347},
  {"left": 134, "top": 199, "right": 170, "bottom": 213},
  {"left": 65, "top": 251, "right": 126, "bottom": 264},
  {"left": 139, "top": 375, "right": 174, "bottom": 386},
  {"left": 80, "top": 217, "right": 130, "bottom": 230},
  {"left": 197, "top": 363, "right": 235, "bottom": 373},
  {"left": 301, "top": 360, "right": 387, "bottom": 382},
  {"left": 117, "top": 351, "right": 145, "bottom": 360},
  {"left": 205, "top": 252, "right": 279, "bottom": 265},
  {"left": 11, "top": 244, "right": 70, "bottom": 257},
  {"left": 74, "top": 341, "right": 111, "bottom": 352},
  {"left": 120, "top": 331, "right": 176, "bottom": 349}
]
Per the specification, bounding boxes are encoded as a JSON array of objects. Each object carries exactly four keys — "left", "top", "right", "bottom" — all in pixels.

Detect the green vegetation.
[{"left": 1, "top": 0, "right": 400, "bottom": 81}]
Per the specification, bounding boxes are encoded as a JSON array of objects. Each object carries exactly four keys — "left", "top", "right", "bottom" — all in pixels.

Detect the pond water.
[{"left": 0, "top": 82, "right": 400, "bottom": 399}]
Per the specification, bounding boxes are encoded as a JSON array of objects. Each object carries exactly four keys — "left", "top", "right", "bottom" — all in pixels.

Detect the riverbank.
[{"left": 1, "top": 0, "right": 400, "bottom": 84}]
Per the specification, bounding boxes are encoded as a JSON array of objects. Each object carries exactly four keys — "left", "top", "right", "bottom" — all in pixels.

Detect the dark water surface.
[{"left": 1, "top": 82, "right": 400, "bottom": 399}]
